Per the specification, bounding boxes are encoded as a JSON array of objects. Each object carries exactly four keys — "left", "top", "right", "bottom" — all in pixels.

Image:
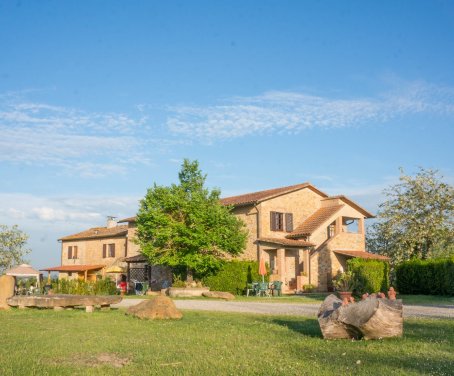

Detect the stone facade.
[{"left": 222, "top": 184, "right": 377, "bottom": 293}]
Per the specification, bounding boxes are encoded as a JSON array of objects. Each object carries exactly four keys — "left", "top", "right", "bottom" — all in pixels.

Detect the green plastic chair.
[
  {"left": 272, "top": 281, "right": 283, "bottom": 296},
  {"left": 257, "top": 282, "right": 270, "bottom": 297}
]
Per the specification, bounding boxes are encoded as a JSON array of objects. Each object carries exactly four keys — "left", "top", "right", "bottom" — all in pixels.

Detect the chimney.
[{"left": 106, "top": 216, "right": 117, "bottom": 229}]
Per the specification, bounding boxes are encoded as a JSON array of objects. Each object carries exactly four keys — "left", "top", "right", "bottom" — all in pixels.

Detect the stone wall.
[{"left": 61, "top": 236, "right": 127, "bottom": 267}]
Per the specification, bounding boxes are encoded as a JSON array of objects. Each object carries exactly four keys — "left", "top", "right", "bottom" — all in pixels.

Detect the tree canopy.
[
  {"left": 367, "top": 168, "right": 454, "bottom": 265},
  {"left": 0, "top": 224, "right": 31, "bottom": 274},
  {"left": 136, "top": 159, "right": 247, "bottom": 278}
]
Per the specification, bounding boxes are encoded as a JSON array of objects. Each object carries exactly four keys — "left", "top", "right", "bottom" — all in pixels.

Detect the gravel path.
[{"left": 112, "top": 299, "right": 454, "bottom": 319}]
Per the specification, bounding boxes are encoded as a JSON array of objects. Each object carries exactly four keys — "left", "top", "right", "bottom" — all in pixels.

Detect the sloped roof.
[
  {"left": 59, "top": 225, "right": 128, "bottom": 241},
  {"left": 221, "top": 183, "right": 328, "bottom": 207},
  {"left": 5, "top": 264, "right": 40, "bottom": 277},
  {"left": 40, "top": 264, "right": 105, "bottom": 272},
  {"left": 333, "top": 250, "right": 389, "bottom": 261},
  {"left": 322, "top": 196, "right": 374, "bottom": 218},
  {"left": 287, "top": 205, "right": 344, "bottom": 238},
  {"left": 257, "top": 237, "right": 314, "bottom": 248},
  {"left": 118, "top": 216, "right": 136, "bottom": 223}
]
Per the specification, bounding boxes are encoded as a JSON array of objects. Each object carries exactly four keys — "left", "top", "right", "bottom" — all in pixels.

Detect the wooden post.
[{"left": 84, "top": 270, "right": 88, "bottom": 282}]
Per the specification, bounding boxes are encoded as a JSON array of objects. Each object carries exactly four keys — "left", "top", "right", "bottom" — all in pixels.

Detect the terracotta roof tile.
[
  {"left": 257, "top": 237, "right": 314, "bottom": 247},
  {"left": 59, "top": 225, "right": 128, "bottom": 241},
  {"left": 221, "top": 183, "right": 327, "bottom": 207},
  {"left": 322, "top": 195, "right": 374, "bottom": 218},
  {"left": 118, "top": 216, "right": 136, "bottom": 223},
  {"left": 287, "top": 205, "right": 344, "bottom": 238},
  {"left": 40, "top": 264, "right": 106, "bottom": 272},
  {"left": 333, "top": 250, "right": 389, "bottom": 261}
]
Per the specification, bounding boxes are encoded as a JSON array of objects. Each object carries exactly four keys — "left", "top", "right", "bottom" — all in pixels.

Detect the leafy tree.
[
  {"left": 136, "top": 159, "right": 247, "bottom": 279},
  {"left": 367, "top": 168, "right": 454, "bottom": 265},
  {"left": 0, "top": 224, "right": 31, "bottom": 274}
]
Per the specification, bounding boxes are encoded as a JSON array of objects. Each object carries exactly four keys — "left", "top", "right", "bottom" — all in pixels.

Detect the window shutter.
[
  {"left": 285, "top": 213, "right": 293, "bottom": 232},
  {"left": 102, "top": 244, "right": 106, "bottom": 258},
  {"left": 73, "top": 246, "right": 78, "bottom": 259},
  {"left": 68, "top": 246, "right": 72, "bottom": 259},
  {"left": 270, "top": 212, "right": 276, "bottom": 231},
  {"left": 111, "top": 244, "right": 115, "bottom": 258}
]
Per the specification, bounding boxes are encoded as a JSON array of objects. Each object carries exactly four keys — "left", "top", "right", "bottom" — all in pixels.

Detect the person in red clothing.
[{"left": 119, "top": 274, "right": 127, "bottom": 296}]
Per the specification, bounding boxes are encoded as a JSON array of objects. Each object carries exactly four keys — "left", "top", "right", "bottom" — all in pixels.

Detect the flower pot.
[{"left": 338, "top": 291, "right": 352, "bottom": 300}]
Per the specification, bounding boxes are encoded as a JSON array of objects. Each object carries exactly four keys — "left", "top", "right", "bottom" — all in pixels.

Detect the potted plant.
[{"left": 332, "top": 271, "right": 354, "bottom": 300}]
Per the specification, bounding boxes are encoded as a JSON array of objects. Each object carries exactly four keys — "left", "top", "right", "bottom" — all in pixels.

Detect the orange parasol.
[{"left": 258, "top": 257, "right": 267, "bottom": 282}]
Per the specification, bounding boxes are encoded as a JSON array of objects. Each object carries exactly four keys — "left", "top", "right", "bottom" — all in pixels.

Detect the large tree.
[
  {"left": 367, "top": 168, "right": 454, "bottom": 264},
  {"left": 0, "top": 224, "right": 31, "bottom": 274},
  {"left": 136, "top": 159, "right": 247, "bottom": 279}
]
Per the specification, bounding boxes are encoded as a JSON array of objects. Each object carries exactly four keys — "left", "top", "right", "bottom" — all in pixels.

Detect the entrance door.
[{"left": 285, "top": 249, "right": 298, "bottom": 290}]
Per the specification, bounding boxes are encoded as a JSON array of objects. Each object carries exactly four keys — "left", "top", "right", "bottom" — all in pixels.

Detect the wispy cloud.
[
  {"left": 167, "top": 81, "right": 454, "bottom": 141},
  {"left": 0, "top": 95, "right": 152, "bottom": 177},
  {"left": 0, "top": 193, "right": 139, "bottom": 225}
]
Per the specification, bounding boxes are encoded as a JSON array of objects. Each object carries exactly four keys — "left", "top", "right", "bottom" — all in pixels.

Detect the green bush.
[
  {"left": 52, "top": 278, "right": 117, "bottom": 295},
  {"left": 396, "top": 257, "right": 454, "bottom": 295},
  {"left": 347, "top": 258, "right": 389, "bottom": 294},
  {"left": 202, "top": 260, "right": 268, "bottom": 295}
]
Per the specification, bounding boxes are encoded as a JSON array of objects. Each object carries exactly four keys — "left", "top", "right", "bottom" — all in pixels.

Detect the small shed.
[{"left": 5, "top": 264, "right": 41, "bottom": 288}]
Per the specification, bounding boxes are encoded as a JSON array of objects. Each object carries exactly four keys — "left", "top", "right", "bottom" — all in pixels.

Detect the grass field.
[
  {"left": 1, "top": 308, "right": 453, "bottom": 375},
  {"left": 124, "top": 293, "right": 454, "bottom": 306}
]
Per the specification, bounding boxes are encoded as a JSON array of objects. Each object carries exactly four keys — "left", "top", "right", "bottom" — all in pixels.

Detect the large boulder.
[
  {"left": 126, "top": 296, "right": 182, "bottom": 320},
  {"left": 0, "top": 275, "right": 15, "bottom": 310},
  {"left": 202, "top": 291, "right": 235, "bottom": 300}
]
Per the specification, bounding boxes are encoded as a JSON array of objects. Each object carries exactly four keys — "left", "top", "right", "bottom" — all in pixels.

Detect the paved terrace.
[{"left": 113, "top": 299, "right": 454, "bottom": 319}]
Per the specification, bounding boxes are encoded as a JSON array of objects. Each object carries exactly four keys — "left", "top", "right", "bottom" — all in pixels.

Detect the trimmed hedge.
[
  {"left": 347, "top": 258, "right": 389, "bottom": 294},
  {"left": 396, "top": 257, "right": 454, "bottom": 295},
  {"left": 202, "top": 260, "right": 268, "bottom": 295},
  {"left": 52, "top": 278, "right": 117, "bottom": 295}
]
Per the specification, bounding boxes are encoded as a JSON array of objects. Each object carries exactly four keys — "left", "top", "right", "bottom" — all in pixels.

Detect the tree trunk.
[
  {"left": 186, "top": 267, "right": 193, "bottom": 283},
  {"left": 318, "top": 294, "right": 403, "bottom": 340}
]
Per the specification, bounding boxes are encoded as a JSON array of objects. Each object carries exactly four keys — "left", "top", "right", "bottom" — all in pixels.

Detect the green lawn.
[
  {"left": 397, "top": 294, "right": 454, "bottom": 306},
  {"left": 124, "top": 293, "right": 454, "bottom": 306},
  {"left": 1, "top": 309, "right": 453, "bottom": 375}
]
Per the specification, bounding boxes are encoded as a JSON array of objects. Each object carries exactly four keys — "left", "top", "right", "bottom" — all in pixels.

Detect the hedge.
[
  {"left": 202, "top": 260, "right": 268, "bottom": 295},
  {"left": 395, "top": 257, "right": 454, "bottom": 295},
  {"left": 347, "top": 258, "right": 389, "bottom": 295},
  {"left": 52, "top": 278, "right": 117, "bottom": 295}
]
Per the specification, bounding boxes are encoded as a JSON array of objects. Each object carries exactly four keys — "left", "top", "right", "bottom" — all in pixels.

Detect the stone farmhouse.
[{"left": 43, "top": 183, "right": 387, "bottom": 292}]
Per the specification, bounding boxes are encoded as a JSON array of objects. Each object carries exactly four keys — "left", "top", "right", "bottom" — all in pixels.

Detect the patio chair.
[
  {"left": 257, "top": 282, "right": 270, "bottom": 297},
  {"left": 246, "top": 282, "right": 259, "bottom": 296},
  {"left": 271, "top": 281, "right": 283, "bottom": 297}
]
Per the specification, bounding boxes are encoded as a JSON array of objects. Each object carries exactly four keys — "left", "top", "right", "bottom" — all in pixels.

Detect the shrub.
[
  {"left": 202, "top": 260, "right": 268, "bottom": 295},
  {"left": 396, "top": 257, "right": 454, "bottom": 295},
  {"left": 52, "top": 278, "right": 117, "bottom": 295},
  {"left": 347, "top": 258, "right": 389, "bottom": 295},
  {"left": 303, "top": 284, "right": 315, "bottom": 293}
]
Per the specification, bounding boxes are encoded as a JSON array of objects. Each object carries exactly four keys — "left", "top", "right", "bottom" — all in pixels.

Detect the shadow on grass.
[{"left": 272, "top": 317, "right": 322, "bottom": 338}]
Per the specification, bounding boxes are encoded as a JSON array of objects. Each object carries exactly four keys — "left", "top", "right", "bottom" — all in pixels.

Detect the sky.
[{"left": 0, "top": 0, "right": 453, "bottom": 269}]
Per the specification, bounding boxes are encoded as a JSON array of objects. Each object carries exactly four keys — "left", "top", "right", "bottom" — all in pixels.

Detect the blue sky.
[{"left": 1, "top": 1, "right": 453, "bottom": 268}]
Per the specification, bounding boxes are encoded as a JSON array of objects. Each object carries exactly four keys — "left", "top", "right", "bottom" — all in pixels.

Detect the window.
[
  {"left": 67, "top": 246, "right": 78, "bottom": 259},
  {"left": 327, "top": 223, "right": 335, "bottom": 238},
  {"left": 270, "top": 212, "right": 293, "bottom": 232},
  {"left": 103, "top": 243, "right": 115, "bottom": 258}
]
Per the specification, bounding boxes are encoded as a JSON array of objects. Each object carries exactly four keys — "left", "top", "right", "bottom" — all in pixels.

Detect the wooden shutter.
[
  {"left": 102, "top": 244, "right": 107, "bottom": 258},
  {"left": 73, "top": 246, "right": 78, "bottom": 259},
  {"left": 285, "top": 213, "right": 293, "bottom": 232},
  {"left": 68, "top": 246, "right": 72, "bottom": 259},
  {"left": 111, "top": 244, "right": 115, "bottom": 258},
  {"left": 270, "top": 212, "right": 277, "bottom": 231}
]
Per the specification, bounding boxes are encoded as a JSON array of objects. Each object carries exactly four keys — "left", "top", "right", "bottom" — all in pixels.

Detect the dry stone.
[
  {"left": 126, "top": 296, "right": 182, "bottom": 320},
  {"left": 202, "top": 291, "right": 235, "bottom": 300},
  {"left": 0, "top": 275, "right": 15, "bottom": 310}
]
